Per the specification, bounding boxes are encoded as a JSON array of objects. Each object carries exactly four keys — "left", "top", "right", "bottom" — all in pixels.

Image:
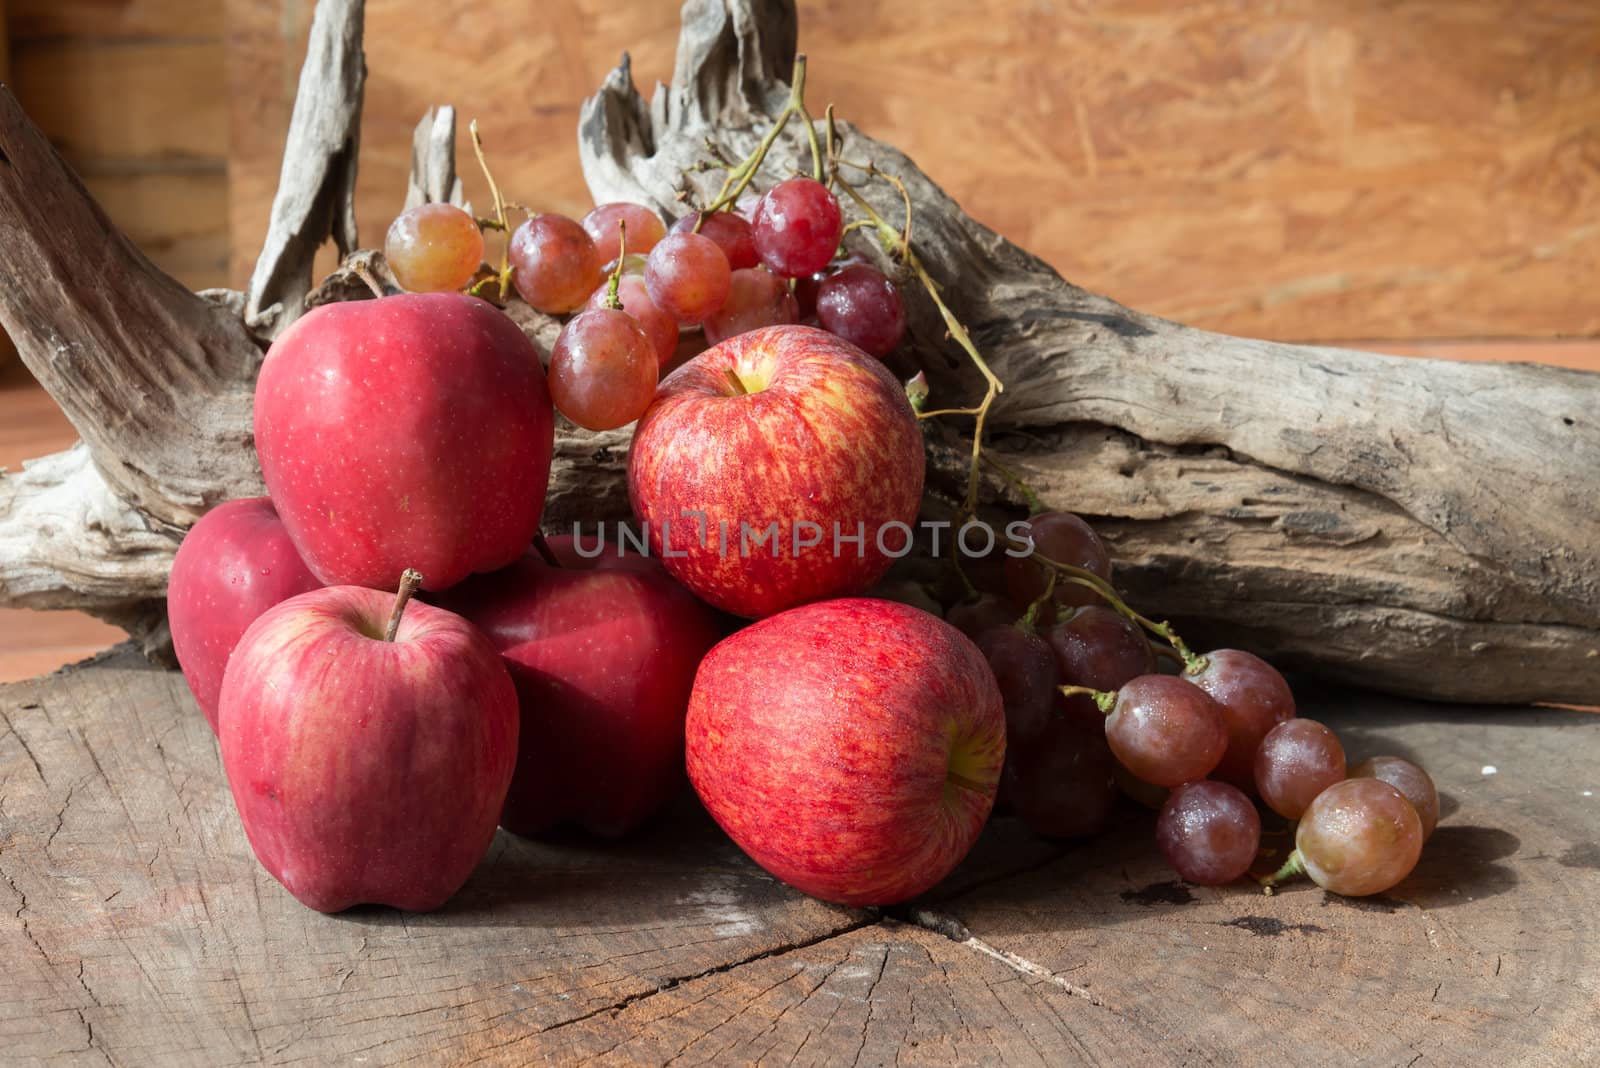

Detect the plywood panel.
[
  {"left": 225, "top": 0, "right": 1600, "bottom": 342},
  {"left": 80, "top": 170, "right": 230, "bottom": 290},
  {"left": 9, "top": 0, "right": 223, "bottom": 38},
  {"left": 9, "top": 39, "right": 226, "bottom": 161}
]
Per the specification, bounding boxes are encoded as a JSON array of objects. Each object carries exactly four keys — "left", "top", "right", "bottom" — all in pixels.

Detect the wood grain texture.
[
  {"left": 8, "top": 0, "right": 230, "bottom": 292},
  {"left": 2, "top": 652, "right": 1595, "bottom": 1064},
  {"left": 225, "top": 0, "right": 1600, "bottom": 341}
]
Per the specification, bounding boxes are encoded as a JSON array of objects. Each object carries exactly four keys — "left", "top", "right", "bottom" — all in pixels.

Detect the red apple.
[
  {"left": 218, "top": 573, "right": 518, "bottom": 912},
  {"left": 443, "top": 554, "right": 722, "bottom": 837},
  {"left": 686, "top": 598, "right": 1005, "bottom": 906},
  {"left": 168, "top": 497, "right": 320, "bottom": 732},
  {"left": 253, "top": 292, "right": 553, "bottom": 591},
  {"left": 628, "top": 325, "right": 923, "bottom": 619}
]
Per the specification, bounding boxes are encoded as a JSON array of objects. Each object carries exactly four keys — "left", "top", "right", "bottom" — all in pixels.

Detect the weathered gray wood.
[
  {"left": 576, "top": 0, "right": 1600, "bottom": 704},
  {"left": 2, "top": 655, "right": 1594, "bottom": 1065},
  {"left": 243, "top": 0, "right": 365, "bottom": 336},
  {"left": 0, "top": 82, "right": 263, "bottom": 656},
  {"left": 402, "top": 105, "right": 468, "bottom": 213}
]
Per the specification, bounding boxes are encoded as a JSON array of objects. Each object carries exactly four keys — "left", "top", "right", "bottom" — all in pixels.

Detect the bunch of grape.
[
  {"left": 381, "top": 175, "right": 908, "bottom": 434},
  {"left": 952, "top": 510, "right": 1439, "bottom": 898}
]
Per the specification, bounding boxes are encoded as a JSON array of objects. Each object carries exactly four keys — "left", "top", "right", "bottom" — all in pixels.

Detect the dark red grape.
[
  {"left": 1352, "top": 756, "right": 1439, "bottom": 839},
  {"left": 644, "top": 231, "right": 731, "bottom": 324},
  {"left": 585, "top": 274, "right": 678, "bottom": 369},
  {"left": 1156, "top": 781, "right": 1261, "bottom": 885},
  {"left": 509, "top": 213, "right": 602, "bottom": 313},
  {"left": 1187, "top": 649, "right": 1296, "bottom": 791},
  {"left": 975, "top": 624, "right": 1060, "bottom": 748},
  {"left": 703, "top": 267, "right": 799, "bottom": 346},
  {"left": 752, "top": 177, "right": 843, "bottom": 278},
  {"left": 582, "top": 202, "right": 667, "bottom": 258},
  {"left": 672, "top": 211, "right": 760, "bottom": 269},
  {"left": 816, "top": 263, "right": 906, "bottom": 358},
  {"left": 1005, "top": 512, "right": 1113, "bottom": 623},
  {"left": 384, "top": 203, "right": 483, "bottom": 293},
  {"left": 1047, "top": 605, "right": 1156, "bottom": 692},
  {"left": 1295, "top": 778, "right": 1423, "bottom": 896},
  {"left": 1255, "top": 718, "right": 1346, "bottom": 820},
  {"left": 548, "top": 308, "right": 658, "bottom": 431},
  {"left": 1103, "top": 674, "right": 1228, "bottom": 788},
  {"left": 946, "top": 594, "right": 1016, "bottom": 639},
  {"left": 1006, "top": 699, "right": 1119, "bottom": 839}
]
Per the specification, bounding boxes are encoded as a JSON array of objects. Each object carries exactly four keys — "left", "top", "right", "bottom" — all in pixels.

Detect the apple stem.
[
  {"left": 724, "top": 367, "right": 750, "bottom": 396},
  {"left": 531, "top": 533, "right": 563, "bottom": 569},
  {"left": 384, "top": 569, "right": 424, "bottom": 642}
]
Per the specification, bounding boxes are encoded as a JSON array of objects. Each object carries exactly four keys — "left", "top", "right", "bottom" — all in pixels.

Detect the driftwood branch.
[
  {"left": 403, "top": 105, "right": 468, "bottom": 212},
  {"left": 575, "top": 0, "right": 1600, "bottom": 703},
  {"left": 244, "top": 0, "right": 365, "bottom": 336}
]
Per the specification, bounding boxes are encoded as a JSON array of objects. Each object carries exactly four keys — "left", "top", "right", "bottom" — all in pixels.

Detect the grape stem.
[
  {"left": 829, "top": 155, "right": 1002, "bottom": 517},
  {"left": 1031, "top": 553, "right": 1206, "bottom": 673},
  {"left": 601, "top": 220, "right": 627, "bottom": 311},
  {"left": 384, "top": 569, "right": 423, "bottom": 642},
  {"left": 980, "top": 453, "right": 1046, "bottom": 515},
  {"left": 696, "top": 53, "right": 823, "bottom": 222},
  {"left": 1258, "top": 848, "right": 1307, "bottom": 891},
  {"left": 468, "top": 119, "right": 515, "bottom": 302},
  {"left": 1019, "top": 568, "right": 1056, "bottom": 631},
  {"left": 1059, "top": 684, "right": 1117, "bottom": 714}
]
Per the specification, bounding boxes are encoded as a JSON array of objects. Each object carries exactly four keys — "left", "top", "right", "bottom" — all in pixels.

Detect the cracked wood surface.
[{"left": 2, "top": 654, "right": 1595, "bottom": 1065}]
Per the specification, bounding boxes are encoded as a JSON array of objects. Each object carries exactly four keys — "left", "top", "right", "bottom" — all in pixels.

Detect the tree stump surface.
[{"left": 1, "top": 654, "right": 1595, "bottom": 1066}]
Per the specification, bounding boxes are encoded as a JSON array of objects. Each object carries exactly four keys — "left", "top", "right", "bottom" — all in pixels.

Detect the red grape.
[
  {"left": 1255, "top": 718, "right": 1346, "bottom": 820},
  {"left": 548, "top": 308, "right": 658, "bottom": 431},
  {"left": 946, "top": 594, "right": 1016, "bottom": 639},
  {"left": 644, "top": 232, "right": 731, "bottom": 324},
  {"left": 509, "top": 213, "right": 602, "bottom": 313},
  {"left": 1294, "top": 778, "right": 1423, "bottom": 896},
  {"left": 975, "top": 624, "right": 1060, "bottom": 748},
  {"left": 1156, "top": 781, "right": 1261, "bottom": 885},
  {"left": 582, "top": 202, "right": 667, "bottom": 257},
  {"left": 585, "top": 275, "right": 678, "bottom": 369},
  {"left": 752, "top": 177, "right": 843, "bottom": 277},
  {"left": 1187, "top": 649, "right": 1296, "bottom": 791},
  {"left": 1047, "top": 605, "right": 1156, "bottom": 692},
  {"left": 672, "top": 211, "right": 759, "bottom": 269},
  {"left": 1352, "top": 756, "right": 1439, "bottom": 839},
  {"left": 1006, "top": 700, "right": 1119, "bottom": 839},
  {"left": 384, "top": 203, "right": 483, "bottom": 293},
  {"left": 1006, "top": 512, "right": 1113, "bottom": 623},
  {"left": 704, "top": 267, "right": 799, "bottom": 345},
  {"left": 1102, "top": 674, "right": 1228, "bottom": 788},
  {"left": 816, "top": 264, "right": 906, "bottom": 358}
]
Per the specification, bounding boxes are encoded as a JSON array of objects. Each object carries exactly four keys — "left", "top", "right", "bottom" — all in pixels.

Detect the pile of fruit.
[{"left": 166, "top": 57, "right": 1440, "bottom": 914}]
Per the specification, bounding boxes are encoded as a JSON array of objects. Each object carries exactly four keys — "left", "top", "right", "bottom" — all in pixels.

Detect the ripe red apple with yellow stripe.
[
  {"left": 686, "top": 598, "right": 1006, "bottom": 906},
  {"left": 628, "top": 325, "right": 923, "bottom": 619}
]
